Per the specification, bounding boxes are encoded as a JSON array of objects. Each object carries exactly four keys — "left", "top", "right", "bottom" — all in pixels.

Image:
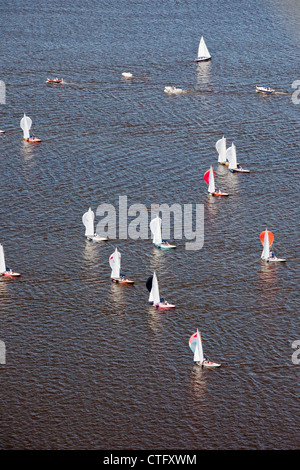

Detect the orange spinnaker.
[
  {"left": 260, "top": 230, "right": 274, "bottom": 247},
  {"left": 203, "top": 168, "right": 215, "bottom": 185}
]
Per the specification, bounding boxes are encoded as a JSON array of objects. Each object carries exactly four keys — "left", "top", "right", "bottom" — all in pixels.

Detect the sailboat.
[
  {"left": 204, "top": 166, "right": 228, "bottom": 196},
  {"left": 146, "top": 272, "right": 175, "bottom": 310},
  {"left": 20, "top": 114, "right": 41, "bottom": 143},
  {"left": 260, "top": 228, "right": 286, "bottom": 262},
  {"left": 226, "top": 143, "right": 250, "bottom": 173},
  {"left": 216, "top": 136, "right": 228, "bottom": 165},
  {"left": 109, "top": 248, "right": 134, "bottom": 284},
  {"left": 195, "top": 36, "right": 211, "bottom": 62},
  {"left": 0, "top": 243, "right": 21, "bottom": 277},
  {"left": 82, "top": 207, "right": 108, "bottom": 241},
  {"left": 150, "top": 216, "right": 176, "bottom": 249},
  {"left": 189, "top": 329, "right": 221, "bottom": 367}
]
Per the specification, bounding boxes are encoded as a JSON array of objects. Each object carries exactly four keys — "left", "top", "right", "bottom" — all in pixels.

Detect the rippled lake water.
[{"left": 0, "top": 0, "right": 299, "bottom": 450}]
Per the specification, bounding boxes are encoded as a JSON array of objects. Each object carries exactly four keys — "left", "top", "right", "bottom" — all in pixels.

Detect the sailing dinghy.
[
  {"left": 216, "top": 136, "right": 228, "bottom": 165},
  {"left": 20, "top": 114, "right": 41, "bottom": 143},
  {"left": 195, "top": 36, "right": 211, "bottom": 62},
  {"left": 109, "top": 248, "right": 134, "bottom": 284},
  {"left": 0, "top": 243, "right": 21, "bottom": 277},
  {"left": 226, "top": 143, "right": 249, "bottom": 173},
  {"left": 204, "top": 166, "right": 228, "bottom": 196},
  {"left": 260, "top": 228, "right": 286, "bottom": 262},
  {"left": 150, "top": 216, "right": 176, "bottom": 249},
  {"left": 146, "top": 272, "right": 175, "bottom": 310},
  {"left": 82, "top": 208, "right": 108, "bottom": 241},
  {"left": 189, "top": 329, "right": 221, "bottom": 367}
]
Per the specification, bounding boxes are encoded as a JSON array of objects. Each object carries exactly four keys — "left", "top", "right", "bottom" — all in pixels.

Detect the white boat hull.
[
  {"left": 264, "top": 257, "right": 286, "bottom": 263},
  {"left": 156, "top": 302, "right": 176, "bottom": 309},
  {"left": 230, "top": 168, "right": 250, "bottom": 173},
  {"left": 195, "top": 57, "right": 211, "bottom": 62},
  {"left": 86, "top": 235, "right": 108, "bottom": 242},
  {"left": 155, "top": 243, "right": 176, "bottom": 250},
  {"left": 256, "top": 86, "right": 274, "bottom": 94}
]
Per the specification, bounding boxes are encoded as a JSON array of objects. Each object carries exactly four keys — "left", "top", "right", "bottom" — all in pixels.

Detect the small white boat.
[
  {"left": 164, "top": 86, "right": 184, "bottom": 95},
  {"left": 216, "top": 136, "right": 228, "bottom": 165},
  {"left": 0, "top": 243, "right": 21, "bottom": 277},
  {"left": 150, "top": 216, "right": 176, "bottom": 249},
  {"left": 0, "top": 130, "right": 5, "bottom": 134},
  {"left": 195, "top": 36, "right": 211, "bottom": 62},
  {"left": 46, "top": 77, "right": 64, "bottom": 84},
  {"left": 146, "top": 272, "right": 175, "bottom": 310},
  {"left": 122, "top": 72, "right": 133, "bottom": 78},
  {"left": 204, "top": 166, "right": 229, "bottom": 197},
  {"left": 189, "top": 329, "right": 221, "bottom": 367},
  {"left": 260, "top": 228, "right": 286, "bottom": 262},
  {"left": 226, "top": 143, "right": 250, "bottom": 173},
  {"left": 109, "top": 248, "right": 134, "bottom": 284},
  {"left": 256, "top": 86, "right": 275, "bottom": 94},
  {"left": 20, "top": 114, "right": 41, "bottom": 143},
  {"left": 82, "top": 207, "right": 108, "bottom": 241}
]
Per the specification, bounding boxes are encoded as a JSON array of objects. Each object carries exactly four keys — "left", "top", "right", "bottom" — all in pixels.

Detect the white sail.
[
  {"left": 197, "top": 36, "right": 211, "bottom": 59},
  {"left": 261, "top": 228, "right": 270, "bottom": 260},
  {"left": 109, "top": 248, "right": 121, "bottom": 279},
  {"left": 227, "top": 143, "right": 237, "bottom": 170},
  {"left": 82, "top": 207, "right": 95, "bottom": 237},
  {"left": 149, "top": 272, "right": 160, "bottom": 305},
  {"left": 216, "top": 136, "right": 227, "bottom": 163},
  {"left": 20, "top": 113, "right": 32, "bottom": 139},
  {"left": 150, "top": 216, "right": 162, "bottom": 246},
  {"left": 194, "top": 329, "right": 204, "bottom": 363},
  {"left": 208, "top": 166, "right": 215, "bottom": 194},
  {"left": 0, "top": 244, "right": 6, "bottom": 273}
]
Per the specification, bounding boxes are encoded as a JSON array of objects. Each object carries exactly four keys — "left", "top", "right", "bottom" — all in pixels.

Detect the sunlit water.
[{"left": 0, "top": 0, "right": 299, "bottom": 450}]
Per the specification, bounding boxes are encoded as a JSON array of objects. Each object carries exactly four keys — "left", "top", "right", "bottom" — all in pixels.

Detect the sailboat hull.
[
  {"left": 202, "top": 362, "right": 221, "bottom": 368},
  {"left": 111, "top": 278, "right": 134, "bottom": 284},
  {"left": 230, "top": 168, "right": 250, "bottom": 173},
  {"left": 263, "top": 257, "right": 286, "bottom": 263},
  {"left": 195, "top": 57, "right": 211, "bottom": 62},
  {"left": 25, "top": 138, "right": 41, "bottom": 143},
  {"left": 156, "top": 302, "right": 176, "bottom": 309},
  {"left": 155, "top": 244, "right": 176, "bottom": 250},
  {"left": 1, "top": 271, "right": 21, "bottom": 277},
  {"left": 209, "top": 191, "right": 229, "bottom": 197},
  {"left": 86, "top": 235, "right": 108, "bottom": 242}
]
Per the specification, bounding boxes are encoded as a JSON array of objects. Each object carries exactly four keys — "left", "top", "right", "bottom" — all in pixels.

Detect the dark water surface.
[{"left": 0, "top": 0, "right": 299, "bottom": 450}]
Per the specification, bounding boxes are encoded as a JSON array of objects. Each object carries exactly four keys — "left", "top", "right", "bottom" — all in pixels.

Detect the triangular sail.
[
  {"left": 197, "top": 36, "right": 211, "bottom": 59},
  {"left": 20, "top": 113, "right": 32, "bottom": 139},
  {"left": 227, "top": 143, "right": 237, "bottom": 169},
  {"left": 109, "top": 248, "right": 121, "bottom": 279},
  {"left": 0, "top": 244, "right": 6, "bottom": 273},
  {"left": 216, "top": 136, "right": 227, "bottom": 163},
  {"left": 82, "top": 207, "right": 94, "bottom": 237},
  {"left": 261, "top": 228, "right": 270, "bottom": 260},
  {"left": 150, "top": 272, "right": 160, "bottom": 305},
  {"left": 150, "top": 216, "right": 162, "bottom": 245},
  {"left": 208, "top": 166, "right": 215, "bottom": 193},
  {"left": 194, "top": 329, "right": 204, "bottom": 363}
]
